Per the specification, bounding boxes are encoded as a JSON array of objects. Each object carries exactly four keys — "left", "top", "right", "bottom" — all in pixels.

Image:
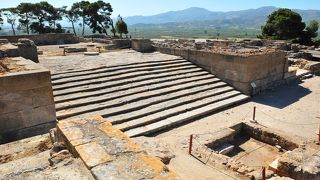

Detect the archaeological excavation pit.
[{"left": 191, "top": 122, "right": 300, "bottom": 179}]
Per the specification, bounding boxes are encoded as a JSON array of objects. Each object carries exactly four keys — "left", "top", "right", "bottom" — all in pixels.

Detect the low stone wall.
[
  {"left": 0, "top": 57, "right": 56, "bottom": 143},
  {"left": 112, "top": 39, "right": 131, "bottom": 48},
  {"left": 131, "top": 39, "right": 154, "bottom": 52},
  {"left": 156, "top": 47, "right": 287, "bottom": 95},
  {"left": 0, "top": 33, "right": 79, "bottom": 46}
]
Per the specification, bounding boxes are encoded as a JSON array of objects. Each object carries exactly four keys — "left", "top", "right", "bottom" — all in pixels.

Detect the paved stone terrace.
[
  {"left": 57, "top": 116, "right": 177, "bottom": 179},
  {"left": 40, "top": 50, "right": 249, "bottom": 137}
]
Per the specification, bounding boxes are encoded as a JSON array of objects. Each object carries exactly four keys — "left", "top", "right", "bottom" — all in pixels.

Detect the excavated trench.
[{"left": 193, "top": 122, "right": 300, "bottom": 179}]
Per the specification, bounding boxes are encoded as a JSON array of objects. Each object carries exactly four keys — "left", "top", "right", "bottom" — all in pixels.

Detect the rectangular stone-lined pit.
[
  {"left": 0, "top": 57, "right": 56, "bottom": 143},
  {"left": 193, "top": 122, "right": 301, "bottom": 179}
]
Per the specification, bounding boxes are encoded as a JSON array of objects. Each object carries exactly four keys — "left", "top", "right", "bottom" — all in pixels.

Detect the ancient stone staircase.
[{"left": 52, "top": 58, "right": 249, "bottom": 137}]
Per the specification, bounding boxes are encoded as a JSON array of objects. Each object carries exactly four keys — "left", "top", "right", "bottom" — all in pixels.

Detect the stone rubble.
[{"left": 133, "top": 136, "right": 176, "bottom": 164}]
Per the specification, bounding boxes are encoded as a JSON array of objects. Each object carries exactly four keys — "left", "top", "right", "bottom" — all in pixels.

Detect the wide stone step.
[
  {"left": 52, "top": 60, "right": 192, "bottom": 85},
  {"left": 125, "top": 94, "right": 250, "bottom": 137},
  {"left": 108, "top": 85, "right": 232, "bottom": 125},
  {"left": 113, "top": 87, "right": 236, "bottom": 131},
  {"left": 55, "top": 74, "right": 216, "bottom": 110},
  {"left": 53, "top": 67, "right": 201, "bottom": 96},
  {"left": 56, "top": 78, "right": 225, "bottom": 120},
  {"left": 53, "top": 63, "right": 195, "bottom": 90},
  {"left": 51, "top": 58, "right": 186, "bottom": 81},
  {"left": 98, "top": 82, "right": 227, "bottom": 119},
  {"left": 54, "top": 70, "right": 209, "bottom": 103},
  {"left": 51, "top": 58, "right": 184, "bottom": 78}
]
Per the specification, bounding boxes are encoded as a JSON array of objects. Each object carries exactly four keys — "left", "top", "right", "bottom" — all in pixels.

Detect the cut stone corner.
[{"left": 56, "top": 115, "right": 178, "bottom": 179}]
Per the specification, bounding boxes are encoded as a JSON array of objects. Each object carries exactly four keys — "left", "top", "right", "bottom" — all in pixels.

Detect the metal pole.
[
  {"left": 262, "top": 167, "right": 266, "bottom": 180},
  {"left": 253, "top": 106, "right": 256, "bottom": 122},
  {"left": 318, "top": 125, "right": 320, "bottom": 144},
  {"left": 189, "top": 134, "right": 193, "bottom": 155}
]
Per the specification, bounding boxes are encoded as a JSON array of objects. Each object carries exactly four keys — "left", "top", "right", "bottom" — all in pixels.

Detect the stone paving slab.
[{"left": 57, "top": 116, "right": 177, "bottom": 179}]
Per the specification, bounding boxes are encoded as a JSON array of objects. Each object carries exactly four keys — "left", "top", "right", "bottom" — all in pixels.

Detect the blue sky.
[{"left": 0, "top": 0, "right": 320, "bottom": 17}]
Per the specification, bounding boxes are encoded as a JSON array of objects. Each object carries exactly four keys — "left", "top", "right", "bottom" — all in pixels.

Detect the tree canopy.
[
  {"left": 0, "top": 11, "right": 3, "bottom": 31},
  {"left": 2, "top": 8, "right": 19, "bottom": 35},
  {"left": 301, "top": 20, "right": 319, "bottom": 45},
  {"left": 260, "top": 8, "right": 319, "bottom": 45},
  {"left": 16, "top": 3, "right": 34, "bottom": 34},
  {"left": 86, "top": 0, "right": 113, "bottom": 35},
  {"left": 116, "top": 15, "right": 128, "bottom": 38},
  {"left": 0, "top": 1, "right": 129, "bottom": 37}
]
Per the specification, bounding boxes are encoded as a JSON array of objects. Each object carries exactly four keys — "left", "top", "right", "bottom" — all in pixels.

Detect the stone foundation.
[
  {"left": 131, "top": 39, "right": 154, "bottom": 52},
  {"left": 0, "top": 33, "right": 79, "bottom": 46},
  {"left": 0, "top": 57, "right": 56, "bottom": 143},
  {"left": 56, "top": 116, "right": 177, "bottom": 179},
  {"left": 112, "top": 39, "right": 131, "bottom": 48},
  {"left": 156, "top": 47, "right": 287, "bottom": 95},
  {"left": 17, "top": 39, "right": 38, "bottom": 63}
]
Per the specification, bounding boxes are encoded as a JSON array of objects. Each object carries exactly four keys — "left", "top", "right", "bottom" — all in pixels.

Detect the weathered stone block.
[
  {"left": 64, "top": 47, "right": 87, "bottom": 53},
  {"left": 0, "top": 44, "right": 19, "bottom": 57},
  {"left": 0, "top": 58, "right": 56, "bottom": 143},
  {"left": 131, "top": 39, "right": 154, "bottom": 52},
  {"left": 76, "top": 142, "right": 113, "bottom": 169},
  {"left": 112, "top": 39, "right": 131, "bottom": 48},
  {"left": 56, "top": 116, "right": 177, "bottom": 179},
  {"left": 17, "top": 38, "right": 38, "bottom": 63},
  {"left": 0, "top": 104, "right": 56, "bottom": 134},
  {"left": 0, "top": 39, "right": 9, "bottom": 44}
]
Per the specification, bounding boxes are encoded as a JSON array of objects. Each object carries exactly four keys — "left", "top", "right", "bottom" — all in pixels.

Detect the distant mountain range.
[
  {"left": 125, "top": 6, "right": 320, "bottom": 28},
  {"left": 2, "top": 6, "right": 319, "bottom": 38}
]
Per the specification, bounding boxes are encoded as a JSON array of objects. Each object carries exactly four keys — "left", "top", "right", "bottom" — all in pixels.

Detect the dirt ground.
[
  {"left": 154, "top": 76, "right": 320, "bottom": 179},
  {"left": 0, "top": 134, "right": 52, "bottom": 165},
  {"left": 38, "top": 44, "right": 320, "bottom": 179}
]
